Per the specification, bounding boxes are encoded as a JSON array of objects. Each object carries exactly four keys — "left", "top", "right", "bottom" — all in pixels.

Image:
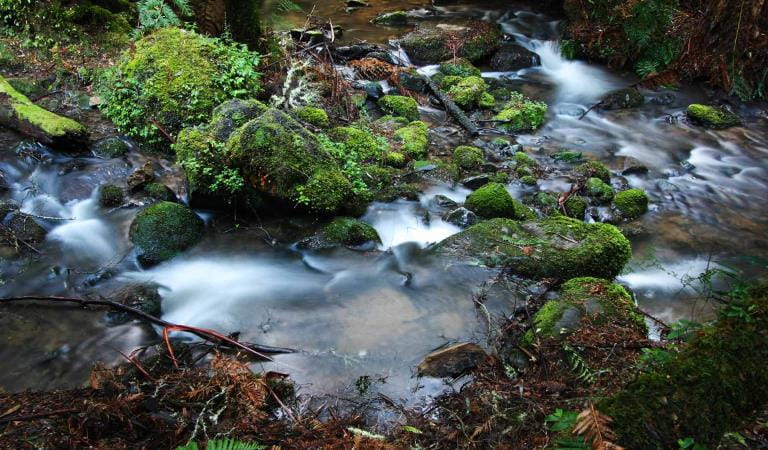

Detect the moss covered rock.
[
  {"left": 143, "top": 182, "right": 177, "bottom": 202},
  {"left": 464, "top": 183, "right": 528, "bottom": 219},
  {"left": 564, "top": 195, "right": 587, "bottom": 220},
  {"left": 447, "top": 76, "right": 487, "bottom": 110},
  {"left": 585, "top": 177, "right": 615, "bottom": 203},
  {"left": 129, "top": 201, "right": 204, "bottom": 264},
  {"left": 102, "top": 28, "right": 261, "bottom": 152},
  {"left": 453, "top": 145, "right": 484, "bottom": 170},
  {"left": 493, "top": 92, "right": 548, "bottom": 132},
  {"left": 384, "top": 151, "right": 406, "bottom": 168},
  {"left": 614, "top": 188, "right": 649, "bottom": 220},
  {"left": 526, "top": 277, "right": 646, "bottom": 343},
  {"left": 295, "top": 106, "right": 329, "bottom": 128},
  {"left": 400, "top": 21, "right": 502, "bottom": 65},
  {"left": 0, "top": 75, "right": 87, "bottom": 150},
  {"left": 434, "top": 216, "right": 631, "bottom": 280},
  {"left": 372, "top": 10, "right": 408, "bottom": 26},
  {"left": 378, "top": 95, "right": 419, "bottom": 122},
  {"left": 686, "top": 103, "right": 741, "bottom": 129},
  {"left": 330, "top": 126, "right": 389, "bottom": 161},
  {"left": 600, "top": 88, "right": 644, "bottom": 110},
  {"left": 323, "top": 217, "right": 381, "bottom": 246},
  {"left": 92, "top": 136, "right": 130, "bottom": 158},
  {"left": 575, "top": 160, "right": 611, "bottom": 183},
  {"left": 438, "top": 58, "right": 481, "bottom": 78},
  {"left": 393, "top": 120, "right": 429, "bottom": 157},
  {"left": 99, "top": 184, "right": 124, "bottom": 207}
]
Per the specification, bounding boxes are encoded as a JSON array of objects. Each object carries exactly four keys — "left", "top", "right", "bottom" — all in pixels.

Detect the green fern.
[
  {"left": 555, "top": 437, "right": 590, "bottom": 450},
  {"left": 564, "top": 344, "right": 595, "bottom": 384},
  {"left": 136, "top": 0, "right": 192, "bottom": 33},
  {"left": 175, "top": 439, "right": 264, "bottom": 450}
]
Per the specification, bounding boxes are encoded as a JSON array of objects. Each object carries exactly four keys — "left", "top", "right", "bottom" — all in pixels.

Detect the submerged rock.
[
  {"left": 686, "top": 103, "right": 741, "bottom": 129},
  {"left": 372, "top": 10, "right": 408, "bottom": 26},
  {"left": 600, "top": 88, "right": 644, "bottom": 110},
  {"left": 399, "top": 21, "right": 502, "bottom": 65},
  {"left": 443, "top": 207, "right": 478, "bottom": 228},
  {"left": 417, "top": 342, "right": 487, "bottom": 378},
  {"left": 490, "top": 43, "right": 541, "bottom": 71},
  {"left": 99, "top": 184, "right": 124, "bottom": 207},
  {"left": 92, "top": 136, "right": 130, "bottom": 158},
  {"left": 434, "top": 216, "right": 632, "bottom": 280},
  {"left": 129, "top": 201, "right": 204, "bottom": 265}
]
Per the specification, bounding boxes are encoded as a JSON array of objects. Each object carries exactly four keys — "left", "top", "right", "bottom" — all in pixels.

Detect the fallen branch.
[
  {"left": 425, "top": 77, "right": 479, "bottom": 136},
  {"left": 578, "top": 100, "right": 604, "bottom": 120},
  {"left": 147, "top": 117, "right": 175, "bottom": 144},
  {"left": 0, "top": 295, "right": 295, "bottom": 359},
  {"left": 0, "top": 408, "right": 77, "bottom": 424}
]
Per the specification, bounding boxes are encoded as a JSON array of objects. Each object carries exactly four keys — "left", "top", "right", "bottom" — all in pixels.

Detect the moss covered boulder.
[
  {"left": 448, "top": 76, "right": 487, "bottom": 110},
  {"left": 585, "top": 177, "right": 615, "bottom": 203},
  {"left": 614, "top": 188, "right": 649, "bottom": 220},
  {"left": 434, "top": 216, "right": 631, "bottom": 280},
  {"left": 378, "top": 95, "right": 419, "bottom": 122},
  {"left": 453, "top": 145, "right": 484, "bottom": 170},
  {"left": 686, "top": 103, "right": 741, "bottom": 129},
  {"left": 400, "top": 21, "right": 502, "bottom": 65},
  {"left": 575, "top": 160, "right": 611, "bottom": 183},
  {"left": 438, "top": 58, "right": 481, "bottom": 78},
  {"left": 102, "top": 27, "right": 261, "bottom": 151},
  {"left": 464, "top": 183, "right": 532, "bottom": 220},
  {"left": 0, "top": 75, "right": 87, "bottom": 150},
  {"left": 393, "top": 121, "right": 429, "bottom": 158},
  {"left": 600, "top": 88, "right": 644, "bottom": 110},
  {"left": 298, "top": 217, "right": 381, "bottom": 249},
  {"left": 129, "top": 201, "right": 204, "bottom": 264},
  {"left": 525, "top": 277, "right": 646, "bottom": 343},
  {"left": 295, "top": 106, "right": 329, "bottom": 128},
  {"left": 493, "top": 92, "right": 548, "bottom": 132},
  {"left": 330, "top": 126, "right": 389, "bottom": 161},
  {"left": 98, "top": 184, "right": 124, "bottom": 207}
]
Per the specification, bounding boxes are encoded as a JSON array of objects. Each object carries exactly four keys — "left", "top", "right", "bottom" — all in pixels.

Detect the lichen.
[
  {"left": 129, "top": 201, "right": 204, "bottom": 264},
  {"left": 378, "top": 95, "right": 419, "bottom": 122},
  {"left": 453, "top": 145, "right": 484, "bottom": 170},
  {"left": 686, "top": 103, "right": 741, "bottom": 129},
  {"left": 393, "top": 120, "right": 429, "bottom": 158},
  {"left": 614, "top": 188, "right": 649, "bottom": 220},
  {"left": 493, "top": 92, "right": 548, "bottom": 132}
]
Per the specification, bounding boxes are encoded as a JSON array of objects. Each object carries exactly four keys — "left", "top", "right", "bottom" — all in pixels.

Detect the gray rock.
[
  {"left": 417, "top": 342, "right": 487, "bottom": 378},
  {"left": 432, "top": 194, "right": 458, "bottom": 209},
  {"left": 461, "top": 174, "right": 490, "bottom": 190},
  {"left": 127, "top": 161, "right": 155, "bottom": 191},
  {"left": 490, "top": 43, "right": 541, "bottom": 71},
  {"left": 600, "top": 88, "right": 644, "bottom": 110},
  {"left": 398, "top": 70, "right": 427, "bottom": 93},
  {"left": 443, "top": 207, "right": 478, "bottom": 228}
]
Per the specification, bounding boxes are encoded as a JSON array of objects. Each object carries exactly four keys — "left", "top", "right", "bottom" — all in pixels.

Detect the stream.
[{"left": 1, "top": 0, "right": 767, "bottom": 406}]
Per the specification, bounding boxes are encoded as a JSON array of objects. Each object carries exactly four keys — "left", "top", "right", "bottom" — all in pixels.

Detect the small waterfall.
[{"left": 47, "top": 197, "right": 119, "bottom": 267}]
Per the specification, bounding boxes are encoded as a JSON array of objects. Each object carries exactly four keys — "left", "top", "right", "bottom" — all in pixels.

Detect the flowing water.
[{"left": 1, "top": 1, "right": 767, "bottom": 404}]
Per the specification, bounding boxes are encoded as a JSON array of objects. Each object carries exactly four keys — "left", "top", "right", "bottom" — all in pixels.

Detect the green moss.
[
  {"left": 453, "top": 145, "right": 484, "bottom": 170},
  {"left": 553, "top": 150, "right": 583, "bottom": 163},
  {"left": 435, "top": 216, "right": 632, "bottom": 280},
  {"left": 614, "top": 188, "right": 649, "bottom": 220},
  {"left": 514, "top": 151, "right": 537, "bottom": 168},
  {"left": 330, "top": 126, "right": 389, "bottom": 161},
  {"left": 101, "top": 28, "right": 261, "bottom": 152},
  {"left": 686, "top": 103, "right": 741, "bottom": 129},
  {"left": 393, "top": 121, "right": 429, "bottom": 158},
  {"left": 575, "top": 160, "right": 611, "bottom": 183},
  {"left": 384, "top": 152, "right": 406, "bottom": 168},
  {"left": 437, "top": 75, "right": 463, "bottom": 90},
  {"left": 520, "top": 175, "right": 537, "bottom": 185},
  {"left": 516, "top": 166, "right": 533, "bottom": 178},
  {"left": 378, "top": 95, "right": 419, "bottom": 122},
  {"left": 601, "top": 284, "right": 768, "bottom": 448},
  {"left": 564, "top": 195, "right": 587, "bottom": 220},
  {"left": 295, "top": 106, "right": 329, "bottom": 128},
  {"left": 447, "top": 76, "right": 486, "bottom": 110},
  {"left": 489, "top": 172, "right": 509, "bottom": 184},
  {"left": 464, "top": 183, "right": 528, "bottom": 219},
  {"left": 143, "top": 182, "right": 176, "bottom": 202},
  {"left": 323, "top": 217, "right": 381, "bottom": 246},
  {"left": 372, "top": 10, "right": 408, "bottom": 26},
  {"left": 585, "top": 177, "right": 615, "bottom": 203},
  {"left": 399, "top": 21, "right": 502, "bottom": 64},
  {"left": 98, "top": 184, "right": 124, "bottom": 207},
  {"left": 0, "top": 75, "right": 86, "bottom": 140},
  {"left": 478, "top": 92, "right": 495, "bottom": 109},
  {"left": 493, "top": 92, "right": 548, "bottom": 132},
  {"left": 298, "top": 169, "right": 354, "bottom": 215},
  {"left": 208, "top": 98, "right": 268, "bottom": 141},
  {"left": 129, "top": 201, "right": 204, "bottom": 264},
  {"left": 438, "top": 58, "right": 481, "bottom": 78},
  {"left": 93, "top": 137, "right": 130, "bottom": 158}
]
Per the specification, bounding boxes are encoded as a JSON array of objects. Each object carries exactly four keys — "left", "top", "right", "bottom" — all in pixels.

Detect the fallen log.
[
  {"left": 425, "top": 77, "right": 479, "bottom": 136},
  {"left": 0, "top": 295, "right": 294, "bottom": 359},
  {"left": 0, "top": 75, "right": 87, "bottom": 151}
]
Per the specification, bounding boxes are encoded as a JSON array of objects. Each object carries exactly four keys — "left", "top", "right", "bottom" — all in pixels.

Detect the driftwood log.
[{"left": 425, "top": 77, "right": 479, "bottom": 136}]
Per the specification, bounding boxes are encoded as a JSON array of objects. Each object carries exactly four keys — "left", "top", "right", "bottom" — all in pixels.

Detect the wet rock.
[
  {"left": 413, "top": 161, "right": 438, "bottom": 172},
  {"left": 600, "top": 88, "right": 644, "bottom": 110},
  {"left": 443, "top": 207, "right": 478, "bottom": 228},
  {"left": 686, "top": 103, "right": 741, "bottom": 129},
  {"left": 332, "top": 43, "right": 387, "bottom": 61},
  {"left": 298, "top": 217, "right": 380, "bottom": 250},
  {"left": 398, "top": 69, "right": 427, "bottom": 93},
  {"left": 680, "top": 160, "right": 696, "bottom": 172},
  {"left": 366, "top": 50, "right": 397, "bottom": 65},
  {"left": 618, "top": 157, "right": 649, "bottom": 175},
  {"left": 432, "top": 195, "right": 458, "bottom": 209},
  {"left": 372, "top": 11, "right": 408, "bottom": 26},
  {"left": 0, "top": 209, "right": 47, "bottom": 256},
  {"left": 129, "top": 201, "right": 205, "bottom": 265},
  {"left": 111, "top": 282, "right": 163, "bottom": 316},
  {"left": 399, "top": 21, "right": 502, "bottom": 65},
  {"left": 461, "top": 174, "right": 490, "bottom": 190},
  {"left": 143, "top": 182, "right": 177, "bottom": 203},
  {"left": 650, "top": 93, "right": 676, "bottom": 106},
  {"left": 346, "top": 0, "right": 369, "bottom": 7},
  {"left": 417, "top": 342, "right": 487, "bottom": 378},
  {"left": 99, "top": 184, "right": 125, "bottom": 207},
  {"left": 490, "top": 43, "right": 541, "bottom": 71},
  {"left": 353, "top": 80, "right": 384, "bottom": 99},
  {"left": 92, "top": 136, "right": 130, "bottom": 158},
  {"left": 127, "top": 161, "right": 155, "bottom": 191}
]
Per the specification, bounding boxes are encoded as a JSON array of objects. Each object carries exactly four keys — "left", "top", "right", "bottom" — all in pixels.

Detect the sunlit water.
[{"left": 0, "top": 1, "right": 766, "bottom": 403}]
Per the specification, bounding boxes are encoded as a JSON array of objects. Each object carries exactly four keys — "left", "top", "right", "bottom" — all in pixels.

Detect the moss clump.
[
  {"left": 330, "top": 126, "right": 389, "bottom": 161},
  {"left": 435, "top": 216, "right": 632, "bottom": 280},
  {"left": 129, "top": 201, "right": 204, "bottom": 264},
  {"left": 489, "top": 172, "right": 509, "bottom": 184},
  {"left": 295, "top": 106, "right": 329, "bottom": 128},
  {"left": 98, "top": 184, "right": 124, "bottom": 207},
  {"left": 575, "top": 160, "right": 611, "bottom": 183},
  {"left": 299, "top": 169, "right": 357, "bottom": 215},
  {"left": 384, "top": 152, "right": 406, "bottom": 168},
  {"left": 686, "top": 103, "right": 741, "bottom": 129},
  {"left": 92, "top": 137, "right": 129, "bottom": 158},
  {"left": 447, "top": 76, "right": 486, "bottom": 110},
  {"left": 527, "top": 277, "right": 647, "bottom": 343},
  {"left": 208, "top": 98, "right": 268, "bottom": 141},
  {"left": 323, "top": 217, "right": 381, "bottom": 246},
  {"left": 464, "top": 183, "right": 527, "bottom": 219},
  {"left": 143, "top": 183, "right": 177, "bottom": 202},
  {"left": 101, "top": 28, "right": 261, "bottom": 152},
  {"left": 601, "top": 284, "right": 768, "bottom": 448},
  {"left": 520, "top": 175, "right": 537, "bottom": 185},
  {"left": 614, "top": 188, "right": 649, "bottom": 220},
  {"left": 453, "top": 145, "right": 484, "bottom": 170},
  {"left": 438, "top": 58, "right": 481, "bottom": 78},
  {"left": 478, "top": 92, "right": 495, "bottom": 109},
  {"left": 0, "top": 75, "right": 86, "bottom": 146},
  {"left": 437, "top": 75, "right": 463, "bottom": 90},
  {"left": 585, "top": 177, "right": 615, "bottom": 203},
  {"left": 514, "top": 151, "right": 537, "bottom": 168},
  {"left": 378, "top": 95, "right": 419, "bottom": 122},
  {"left": 372, "top": 10, "right": 408, "bottom": 26},
  {"left": 393, "top": 121, "right": 429, "bottom": 158},
  {"left": 399, "top": 21, "right": 502, "bottom": 65},
  {"left": 564, "top": 195, "right": 587, "bottom": 220},
  {"left": 493, "top": 92, "right": 548, "bottom": 132}
]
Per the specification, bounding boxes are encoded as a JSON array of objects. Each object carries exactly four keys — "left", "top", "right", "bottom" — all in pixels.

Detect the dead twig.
[
  {"left": 579, "top": 100, "right": 604, "bottom": 120},
  {"left": 0, "top": 408, "right": 78, "bottom": 424}
]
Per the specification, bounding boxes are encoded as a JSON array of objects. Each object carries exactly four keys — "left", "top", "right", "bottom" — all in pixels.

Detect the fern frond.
[
  {"left": 573, "top": 402, "right": 624, "bottom": 450},
  {"left": 171, "top": 0, "right": 192, "bottom": 17},
  {"left": 564, "top": 344, "right": 595, "bottom": 384}
]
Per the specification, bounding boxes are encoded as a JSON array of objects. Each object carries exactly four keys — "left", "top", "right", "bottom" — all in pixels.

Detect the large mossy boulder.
[
  {"left": 378, "top": 95, "right": 419, "bottom": 122},
  {"left": 129, "top": 201, "right": 204, "bottom": 264},
  {"left": 525, "top": 277, "right": 646, "bottom": 343},
  {"left": 399, "top": 21, "right": 502, "bottom": 65},
  {"left": 101, "top": 27, "right": 261, "bottom": 152},
  {"left": 0, "top": 75, "right": 87, "bottom": 150},
  {"left": 434, "top": 216, "right": 631, "bottom": 280}
]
